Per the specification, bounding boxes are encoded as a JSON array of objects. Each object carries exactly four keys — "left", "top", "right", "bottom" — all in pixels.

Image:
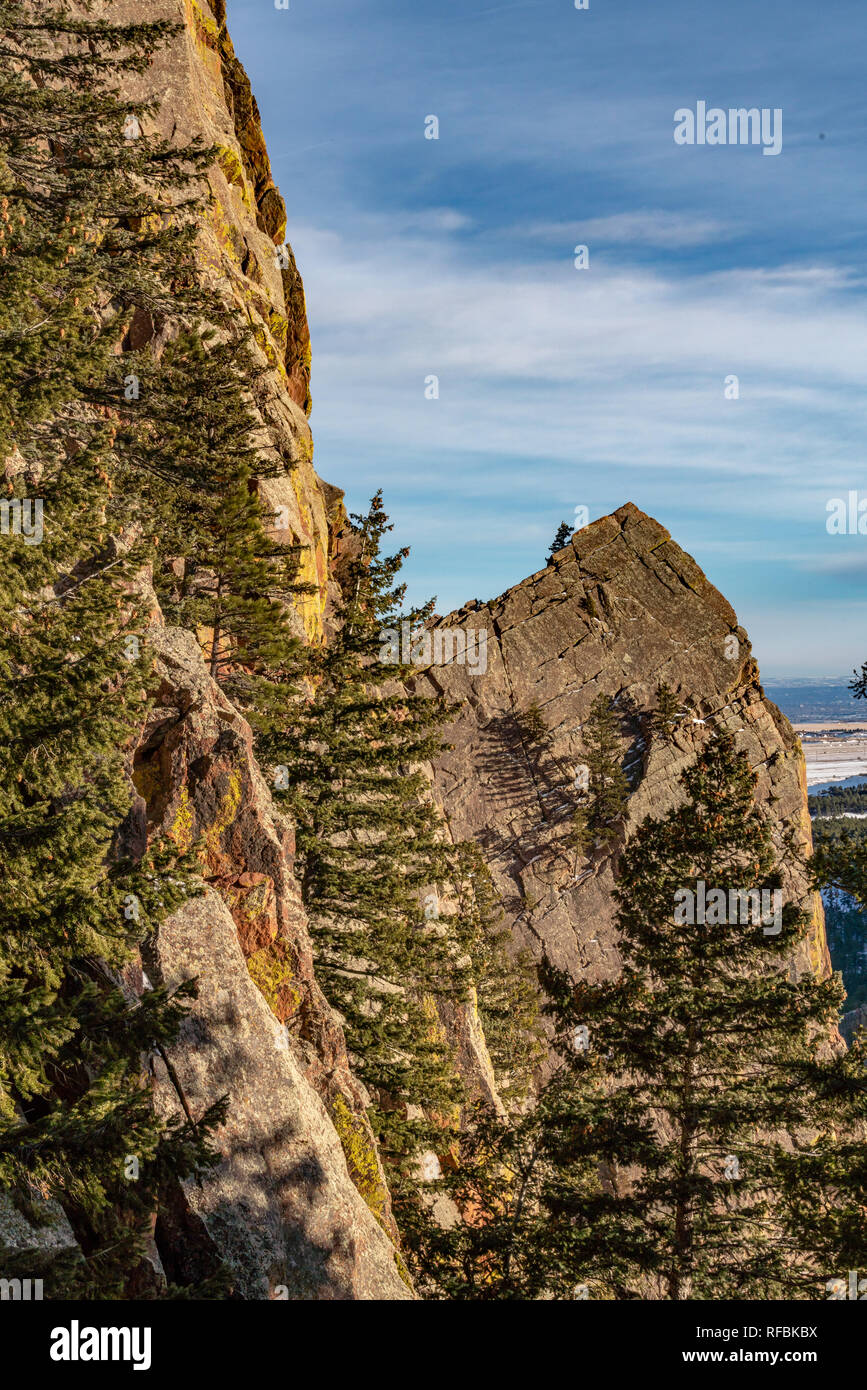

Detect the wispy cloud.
[
  {"left": 521, "top": 211, "right": 733, "bottom": 249},
  {"left": 229, "top": 0, "right": 867, "bottom": 675}
]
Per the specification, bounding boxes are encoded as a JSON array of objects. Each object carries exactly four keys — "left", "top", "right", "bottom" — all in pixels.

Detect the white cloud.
[
  {"left": 521, "top": 210, "right": 732, "bottom": 249},
  {"left": 291, "top": 215, "right": 867, "bottom": 470},
  {"left": 284, "top": 212, "right": 867, "bottom": 649}
]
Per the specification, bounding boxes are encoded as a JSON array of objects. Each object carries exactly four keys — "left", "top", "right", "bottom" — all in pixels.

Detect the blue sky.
[{"left": 226, "top": 0, "right": 867, "bottom": 678}]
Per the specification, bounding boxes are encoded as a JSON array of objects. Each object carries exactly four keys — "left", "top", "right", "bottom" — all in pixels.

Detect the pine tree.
[
  {"left": 263, "top": 493, "right": 471, "bottom": 1182},
  {"left": 116, "top": 325, "right": 305, "bottom": 698},
  {"left": 813, "top": 663, "right": 867, "bottom": 907},
  {"left": 649, "top": 680, "right": 682, "bottom": 746},
  {"left": 571, "top": 693, "right": 630, "bottom": 850},
  {"left": 420, "top": 735, "right": 867, "bottom": 1299},
  {"left": 390, "top": 847, "right": 544, "bottom": 1289},
  {"left": 0, "top": 2, "right": 228, "bottom": 1296},
  {"left": 444, "top": 841, "right": 542, "bottom": 1106},
  {"left": 547, "top": 521, "right": 572, "bottom": 564},
  {"left": 517, "top": 701, "right": 550, "bottom": 750},
  {"left": 548, "top": 736, "right": 862, "bottom": 1298}
]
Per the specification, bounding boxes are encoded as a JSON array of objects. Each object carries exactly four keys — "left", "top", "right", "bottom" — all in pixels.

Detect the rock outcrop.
[
  {"left": 66, "top": 0, "right": 408, "bottom": 1297},
  {"left": 148, "top": 888, "right": 410, "bottom": 1299},
  {"left": 132, "top": 621, "right": 409, "bottom": 1298},
  {"left": 419, "top": 503, "right": 829, "bottom": 1002},
  {"left": 110, "top": 0, "right": 339, "bottom": 638}
]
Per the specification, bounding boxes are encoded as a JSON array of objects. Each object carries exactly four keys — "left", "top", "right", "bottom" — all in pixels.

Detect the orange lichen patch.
[{"left": 222, "top": 872, "right": 279, "bottom": 955}]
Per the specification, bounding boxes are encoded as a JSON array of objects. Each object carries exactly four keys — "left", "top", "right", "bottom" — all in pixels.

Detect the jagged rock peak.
[{"left": 421, "top": 501, "right": 829, "bottom": 996}]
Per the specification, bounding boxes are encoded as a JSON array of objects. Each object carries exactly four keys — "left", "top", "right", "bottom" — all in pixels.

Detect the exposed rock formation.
[
  {"left": 419, "top": 503, "right": 829, "bottom": 1000},
  {"left": 148, "top": 889, "right": 410, "bottom": 1299},
  {"left": 133, "top": 621, "right": 409, "bottom": 1298},
  {"left": 110, "top": 0, "right": 337, "bottom": 638}
]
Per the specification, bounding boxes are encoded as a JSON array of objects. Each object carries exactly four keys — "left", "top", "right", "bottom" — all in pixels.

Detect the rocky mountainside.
[
  {"left": 418, "top": 503, "right": 828, "bottom": 998},
  {"left": 2, "top": 0, "right": 832, "bottom": 1300},
  {"left": 114, "top": 0, "right": 339, "bottom": 641},
  {"left": 114, "top": 0, "right": 411, "bottom": 1299}
]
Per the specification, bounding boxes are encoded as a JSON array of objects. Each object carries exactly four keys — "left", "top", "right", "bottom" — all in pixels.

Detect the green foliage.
[
  {"left": 546, "top": 520, "right": 572, "bottom": 564},
  {"left": 0, "top": 1, "right": 228, "bottom": 1296},
  {"left": 649, "top": 680, "right": 683, "bottom": 746},
  {"left": 809, "top": 781, "right": 867, "bottom": 817},
  {"left": 811, "top": 820, "right": 867, "bottom": 905},
  {"left": 517, "top": 701, "right": 550, "bottom": 750},
  {"left": 571, "top": 693, "right": 630, "bottom": 850},
  {"left": 821, "top": 890, "right": 867, "bottom": 1019},
  {"left": 416, "top": 736, "right": 867, "bottom": 1299},
  {"left": 264, "top": 493, "right": 465, "bottom": 1175},
  {"left": 444, "top": 841, "right": 543, "bottom": 1104}
]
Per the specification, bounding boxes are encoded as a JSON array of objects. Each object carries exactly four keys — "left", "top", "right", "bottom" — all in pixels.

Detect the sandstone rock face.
[
  {"left": 147, "top": 890, "right": 410, "bottom": 1299},
  {"left": 132, "top": 622, "right": 408, "bottom": 1297},
  {"left": 419, "top": 503, "right": 829, "bottom": 1003},
  {"left": 102, "top": 0, "right": 338, "bottom": 637}
]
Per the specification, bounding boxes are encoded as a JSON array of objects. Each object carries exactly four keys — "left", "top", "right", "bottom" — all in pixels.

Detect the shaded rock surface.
[
  {"left": 0, "top": 1191, "right": 81, "bottom": 1270},
  {"left": 133, "top": 621, "right": 407, "bottom": 1297},
  {"left": 146, "top": 889, "right": 410, "bottom": 1299}
]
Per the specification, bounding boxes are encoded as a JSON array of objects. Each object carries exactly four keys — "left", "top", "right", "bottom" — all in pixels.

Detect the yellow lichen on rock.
[
  {"left": 170, "top": 786, "right": 195, "bottom": 855},
  {"left": 330, "top": 1094, "right": 390, "bottom": 1228},
  {"left": 247, "top": 943, "right": 301, "bottom": 1021},
  {"left": 203, "top": 771, "right": 243, "bottom": 862}
]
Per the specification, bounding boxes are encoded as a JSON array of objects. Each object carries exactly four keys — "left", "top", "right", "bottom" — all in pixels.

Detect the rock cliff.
[
  {"left": 112, "top": 0, "right": 339, "bottom": 639},
  {"left": 418, "top": 503, "right": 828, "bottom": 999}
]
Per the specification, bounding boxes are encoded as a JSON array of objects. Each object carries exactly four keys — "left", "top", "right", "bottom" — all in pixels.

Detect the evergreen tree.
[
  {"left": 420, "top": 736, "right": 867, "bottom": 1299},
  {"left": 264, "top": 493, "right": 466, "bottom": 1178},
  {"left": 544, "top": 735, "right": 866, "bottom": 1299},
  {"left": 443, "top": 841, "right": 542, "bottom": 1106},
  {"left": 812, "top": 662, "right": 867, "bottom": 909},
  {"left": 114, "top": 325, "right": 305, "bottom": 697},
  {"left": 649, "top": 680, "right": 682, "bottom": 746},
  {"left": 0, "top": 2, "right": 228, "bottom": 1296},
  {"left": 0, "top": 0, "right": 211, "bottom": 468},
  {"left": 547, "top": 521, "right": 572, "bottom": 564},
  {"left": 517, "top": 701, "right": 550, "bottom": 750},
  {"left": 571, "top": 693, "right": 630, "bottom": 850}
]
